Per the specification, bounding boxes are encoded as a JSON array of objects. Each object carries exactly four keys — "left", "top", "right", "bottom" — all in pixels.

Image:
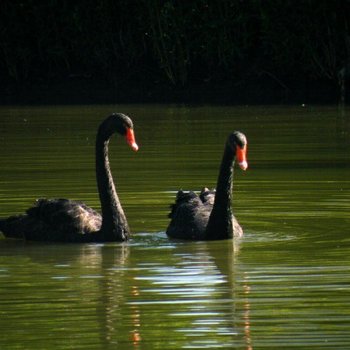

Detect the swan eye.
[
  {"left": 236, "top": 145, "right": 248, "bottom": 170},
  {"left": 125, "top": 128, "right": 139, "bottom": 151}
]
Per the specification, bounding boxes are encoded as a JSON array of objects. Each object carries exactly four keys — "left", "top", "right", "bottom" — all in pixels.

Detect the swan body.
[
  {"left": 166, "top": 131, "right": 248, "bottom": 241},
  {"left": 0, "top": 113, "right": 138, "bottom": 243}
]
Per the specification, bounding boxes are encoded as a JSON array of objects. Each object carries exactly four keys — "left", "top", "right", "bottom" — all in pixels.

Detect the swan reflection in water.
[
  {"left": 128, "top": 235, "right": 252, "bottom": 349},
  {"left": 0, "top": 236, "right": 252, "bottom": 349}
]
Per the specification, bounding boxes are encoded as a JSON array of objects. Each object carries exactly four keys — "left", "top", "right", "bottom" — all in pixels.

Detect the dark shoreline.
[{"left": 0, "top": 77, "right": 346, "bottom": 106}]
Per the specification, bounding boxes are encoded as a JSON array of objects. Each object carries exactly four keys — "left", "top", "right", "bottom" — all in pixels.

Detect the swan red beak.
[
  {"left": 126, "top": 128, "right": 139, "bottom": 151},
  {"left": 236, "top": 145, "right": 248, "bottom": 170}
]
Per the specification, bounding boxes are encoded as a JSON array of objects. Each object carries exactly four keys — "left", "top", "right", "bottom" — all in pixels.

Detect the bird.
[
  {"left": 0, "top": 113, "right": 138, "bottom": 243},
  {"left": 166, "top": 131, "right": 248, "bottom": 240}
]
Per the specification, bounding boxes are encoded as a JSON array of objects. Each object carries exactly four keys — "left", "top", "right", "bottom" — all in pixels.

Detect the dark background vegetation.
[{"left": 1, "top": 0, "right": 349, "bottom": 105}]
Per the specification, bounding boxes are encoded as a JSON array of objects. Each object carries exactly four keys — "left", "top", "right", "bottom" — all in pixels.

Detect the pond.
[{"left": 0, "top": 105, "right": 349, "bottom": 349}]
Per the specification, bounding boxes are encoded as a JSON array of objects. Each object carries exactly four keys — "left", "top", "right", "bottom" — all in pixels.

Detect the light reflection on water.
[{"left": 0, "top": 105, "right": 349, "bottom": 349}]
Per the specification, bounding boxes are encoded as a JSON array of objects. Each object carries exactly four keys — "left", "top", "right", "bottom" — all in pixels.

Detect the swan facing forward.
[
  {"left": 0, "top": 113, "right": 138, "bottom": 243},
  {"left": 166, "top": 131, "right": 248, "bottom": 241}
]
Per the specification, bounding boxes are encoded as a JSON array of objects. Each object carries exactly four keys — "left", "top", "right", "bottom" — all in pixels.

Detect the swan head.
[
  {"left": 101, "top": 113, "right": 139, "bottom": 151},
  {"left": 228, "top": 131, "right": 248, "bottom": 170}
]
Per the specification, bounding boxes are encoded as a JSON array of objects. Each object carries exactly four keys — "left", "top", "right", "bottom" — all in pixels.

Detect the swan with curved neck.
[
  {"left": 0, "top": 113, "right": 138, "bottom": 242},
  {"left": 166, "top": 131, "right": 248, "bottom": 240}
]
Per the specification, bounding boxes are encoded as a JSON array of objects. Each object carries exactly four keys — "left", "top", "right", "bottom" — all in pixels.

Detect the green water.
[{"left": 0, "top": 105, "right": 349, "bottom": 349}]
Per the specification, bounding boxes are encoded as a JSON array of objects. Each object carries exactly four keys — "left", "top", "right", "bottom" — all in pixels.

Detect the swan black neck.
[
  {"left": 95, "top": 125, "right": 130, "bottom": 241},
  {"left": 205, "top": 139, "right": 236, "bottom": 240}
]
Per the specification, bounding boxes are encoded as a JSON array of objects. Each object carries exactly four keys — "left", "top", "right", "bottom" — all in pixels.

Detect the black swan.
[
  {"left": 0, "top": 113, "right": 138, "bottom": 243},
  {"left": 166, "top": 131, "right": 248, "bottom": 240}
]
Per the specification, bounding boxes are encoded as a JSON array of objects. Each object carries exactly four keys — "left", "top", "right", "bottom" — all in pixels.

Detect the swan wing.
[
  {"left": 1, "top": 199, "right": 102, "bottom": 242},
  {"left": 166, "top": 190, "right": 210, "bottom": 240},
  {"left": 199, "top": 187, "right": 216, "bottom": 205},
  {"left": 26, "top": 198, "right": 102, "bottom": 235}
]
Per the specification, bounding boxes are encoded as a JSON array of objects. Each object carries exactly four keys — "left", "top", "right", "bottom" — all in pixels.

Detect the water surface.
[{"left": 0, "top": 105, "right": 349, "bottom": 349}]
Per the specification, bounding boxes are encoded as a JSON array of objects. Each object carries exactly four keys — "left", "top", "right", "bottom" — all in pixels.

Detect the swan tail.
[{"left": 0, "top": 216, "right": 27, "bottom": 239}]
